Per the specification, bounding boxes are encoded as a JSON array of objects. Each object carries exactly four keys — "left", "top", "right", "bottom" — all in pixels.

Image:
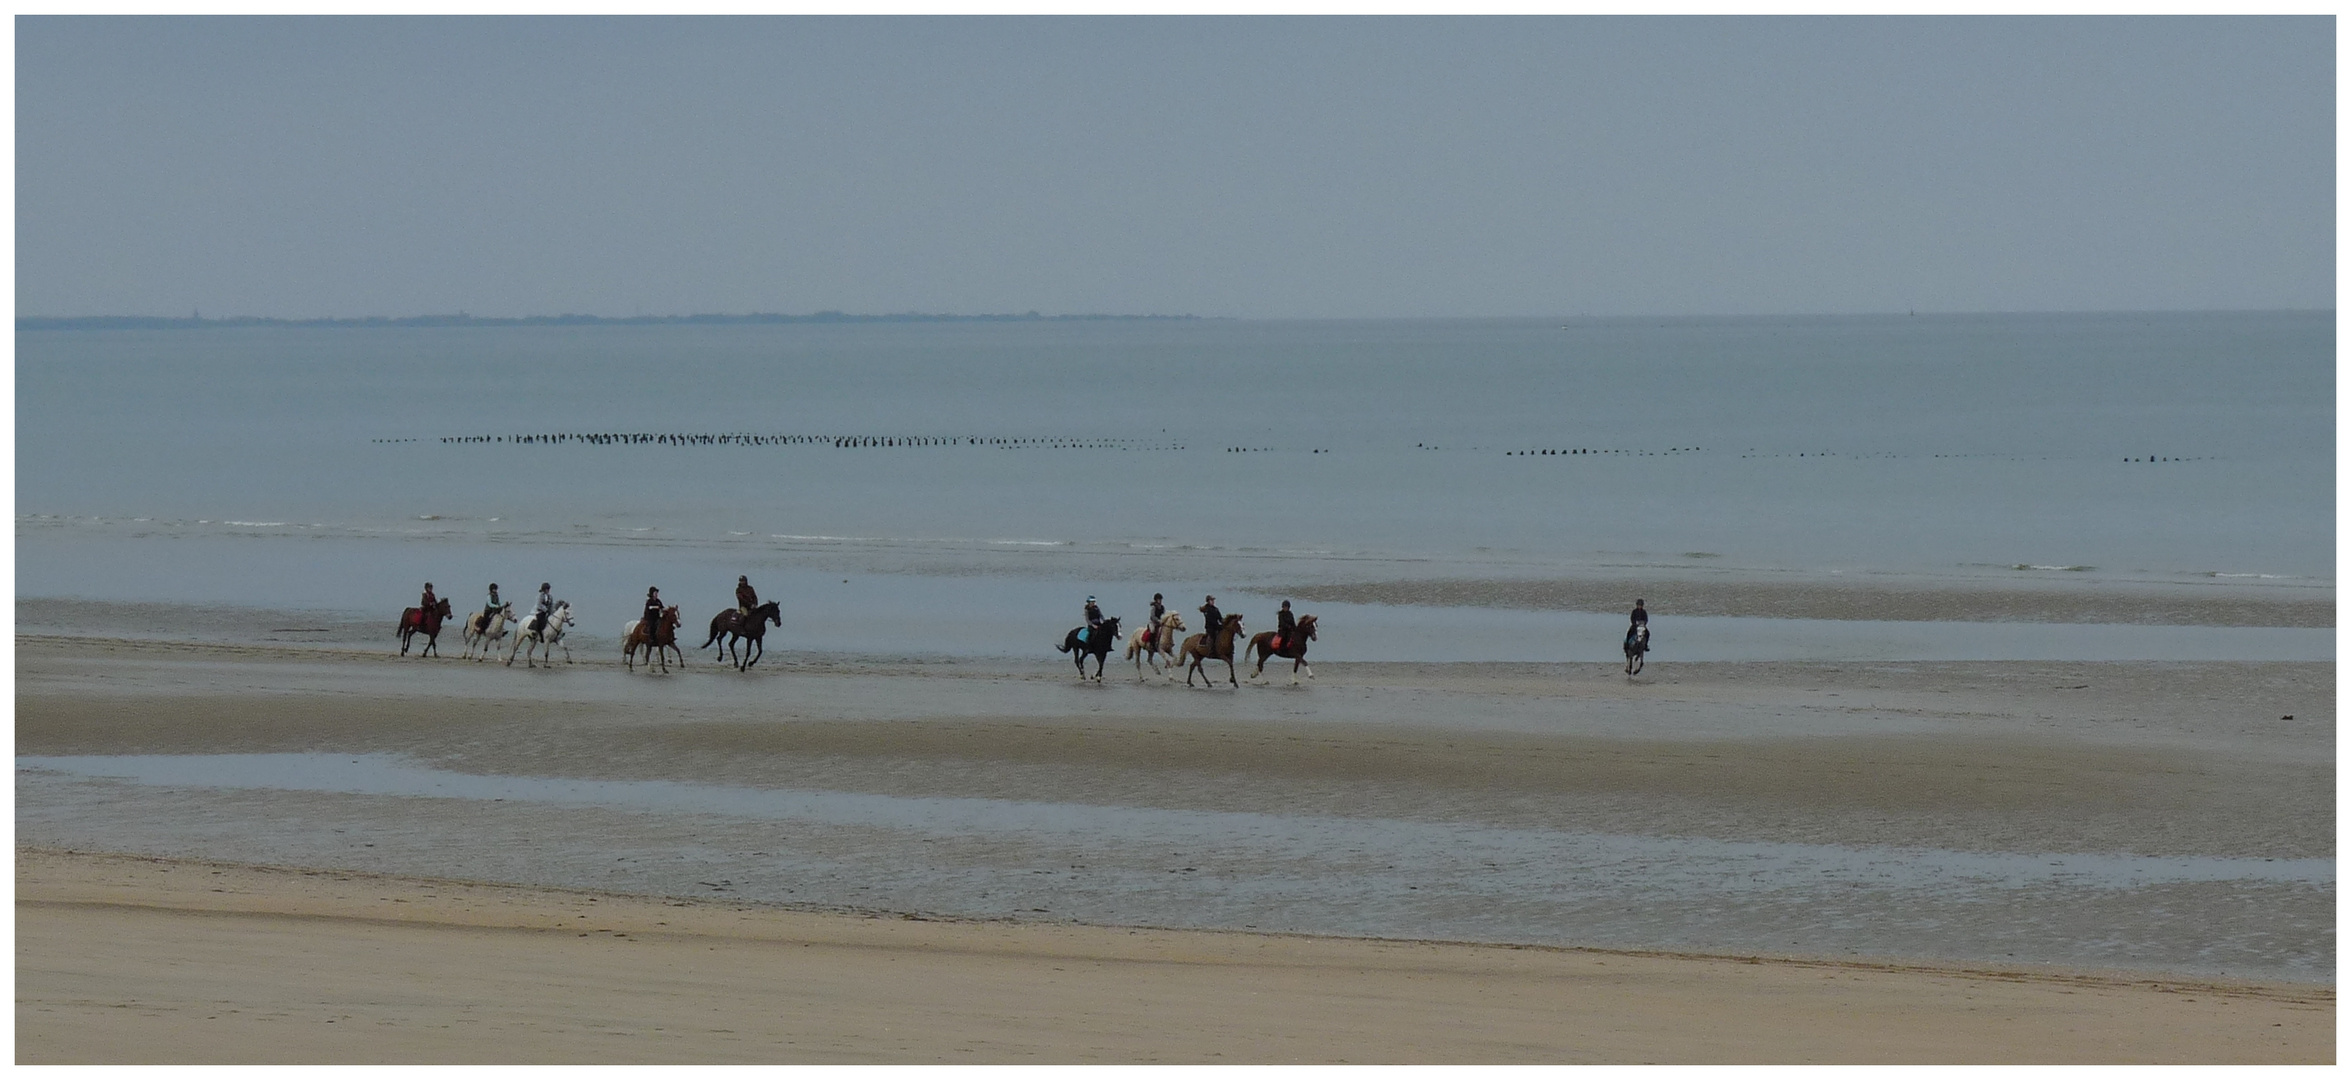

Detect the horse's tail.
[{"left": 1054, "top": 638, "right": 1072, "bottom": 653}]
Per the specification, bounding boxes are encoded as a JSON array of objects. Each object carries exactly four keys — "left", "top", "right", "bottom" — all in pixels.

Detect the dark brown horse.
[
  {"left": 701, "top": 600, "right": 783, "bottom": 670},
  {"left": 398, "top": 597, "right": 452, "bottom": 657},
  {"left": 1246, "top": 614, "right": 1318, "bottom": 683},
  {"left": 1179, "top": 613, "right": 1244, "bottom": 687}
]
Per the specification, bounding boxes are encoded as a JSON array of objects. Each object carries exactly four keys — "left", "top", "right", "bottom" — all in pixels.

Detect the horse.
[
  {"left": 398, "top": 598, "right": 452, "bottom": 658},
  {"left": 1179, "top": 613, "right": 1245, "bottom": 687},
  {"left": 700, "top": 601, "right": 782, "bottom": 670},
  {"left": 461, "top": 604, "right": 513, "bottom": 661},
  {"left": 1246, "top": 614, "right": 1319, "bottom": 683},
  {"left": 1054, "top": 615, "right": 1123, "bottom": 681},
  {"left": 624, "top": 605, "right": 684, "bottom": 672},
  {"left": 1624, "top": 624, "right": 1648, "bottom": 675},
  {"left": 505, "top": 601, "right": 574, "bottom": 668},
  {"left": 1126, "top": 612, "right": 1186, "bottom": 678}
]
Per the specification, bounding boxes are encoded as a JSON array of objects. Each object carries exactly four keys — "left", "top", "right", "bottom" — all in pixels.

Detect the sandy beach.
[
  {"left": 16, "top": 849, "right": 2330, "bottom": 1064},
  {"left": 14, "top": 617, "right": 2333, "bottom": 1063}
]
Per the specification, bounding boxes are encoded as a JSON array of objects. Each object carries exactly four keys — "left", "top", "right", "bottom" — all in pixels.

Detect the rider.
[
  {"left": 1147, "top": 592, "right": 1166, "bottom": 649},
  {"left": 643, "top": 587, "right": 667, "bottom": 643},
  {"left": 1275, "top": 600, "right": 1296, "bottom": 653},
  {"left": 736, "top": 575, "right": 758, "bottom": 620},
  {"left": 1199, "top": 595, "right": 1224, "bottom": 641},
  {"left": 481, "top": 583, "right": 504, "bottom": 631},
  {"left": 530, "top": 582, "right": 554, "bottom": 635},
  {"left": 1629, "top": 598, "right": 1649, "bottom": 649},
  {"left": 1081, "top": 595, "right": 1104, "bottom": 644},
  {"left": 420, "top": 582, "right": 437, "bottom": 614}
]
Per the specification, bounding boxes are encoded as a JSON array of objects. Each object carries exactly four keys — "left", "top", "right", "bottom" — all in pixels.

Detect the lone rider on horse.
[
  {"left": 736, "top": 576, "right": 758, "bottom": 620},
  {"left": 1627, "top": 598, "right": 1650, "bottom": 651}
]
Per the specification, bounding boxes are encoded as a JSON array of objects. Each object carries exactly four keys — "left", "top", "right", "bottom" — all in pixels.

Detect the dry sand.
[{"left": 16, "top": 849, "right": 2331, "bottom": 1064}]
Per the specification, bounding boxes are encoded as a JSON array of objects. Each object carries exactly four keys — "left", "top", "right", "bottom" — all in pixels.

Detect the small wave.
[
  {"left": 2014, "top": 564, "right": 2095, "bottom": 572},
  {"left": 220, "top": 521, "right": 289, "bottom": 528},
  {"left": 2209, "top": 572, "right": 2294, "bottom": 580}
]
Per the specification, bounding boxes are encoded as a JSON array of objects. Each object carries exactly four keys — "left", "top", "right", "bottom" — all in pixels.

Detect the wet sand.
[
  {"left": 1283, "top": 575, "right": 2334, "bottom": 627},
  {"left": 16, "top": 849, "right": 2331, "bottom": 1064},
  {"left": 14, "top": 630, "right": 2335, "bottom": 1062}
]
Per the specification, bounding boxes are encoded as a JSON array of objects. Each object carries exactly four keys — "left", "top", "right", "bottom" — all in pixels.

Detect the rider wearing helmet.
[
  {"left": 1199, "top": 595, "right": 1224, "bottom": 640},
  {"left": 1275, "top": 600, "right": 1296, "bottom": 653},
  {"left": 1147, "top": 592, "right": 1166, "bottom": 649},
  {"left": 1081, "top": 595, "right": 1104, "bottom": 644},
  {"left": 736, "top": 576, "right": 758, "bottom": 620},
  {"left": 1628, "top": 598, "right": 1649, "bottom": 650},
  {"left": 530, "top": 582, "right": 554, "bottom": 635}
]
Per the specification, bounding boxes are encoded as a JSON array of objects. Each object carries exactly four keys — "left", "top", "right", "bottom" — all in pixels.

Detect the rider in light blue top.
[{"left": 1082, "top": 596, "right": 1104, "bottom": 644}]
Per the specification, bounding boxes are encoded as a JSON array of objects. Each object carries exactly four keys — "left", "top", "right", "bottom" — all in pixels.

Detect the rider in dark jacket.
[
  {"left": 1199, "top": 595, "right": 1224, "bottom": 641},
  {"left": 643, "top": 588, "right": 667, "bottom": 642},
  {"left": 1275, "top": 600, "right": 1296, "bottom": 652},
  {"left": 1082, "top": 596, "right": 1104, "bottom": 644},
  {"left": 1147, "top": 593, "right": 1166, "bottom": 648},
  {"left": 736, "top": 576, "right": 758, "bottom": 619}
]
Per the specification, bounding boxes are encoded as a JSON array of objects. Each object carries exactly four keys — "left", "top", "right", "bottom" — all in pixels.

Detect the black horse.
[
  {"left": 1624, "top": 624, "right": 1648, "bottom": 675},
  {"left": 700, "top": 600, "right": 783, "bottom": 670},
  {"left": 1054, "top": 615, "right": 1122, "bottom": 681}
]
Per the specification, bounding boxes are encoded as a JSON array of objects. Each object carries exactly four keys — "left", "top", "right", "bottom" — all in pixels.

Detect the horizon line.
[{"left": 14, "top": 306, "right": 2331, "bottom": 331}]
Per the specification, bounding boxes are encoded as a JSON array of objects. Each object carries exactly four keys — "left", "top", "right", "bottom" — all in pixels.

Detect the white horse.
[
  {"left": 462, "top": 604, "right": 514, "bottom": 661},
  {"left": 506, "top": 601, "right": 574, "bottom": 668},
  {"left": 1126, "top": 612, "right": 1186, "bottom": 678}
]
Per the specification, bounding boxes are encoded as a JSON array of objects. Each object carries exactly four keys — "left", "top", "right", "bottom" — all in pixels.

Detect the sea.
[{"left": 14, "top": 311, "right": 2336, "bottom": 660}]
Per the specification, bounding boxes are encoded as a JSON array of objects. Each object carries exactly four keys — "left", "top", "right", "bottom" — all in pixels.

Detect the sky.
[{"left": 13, "top": 16, "right": 2335, "bottom": 319}]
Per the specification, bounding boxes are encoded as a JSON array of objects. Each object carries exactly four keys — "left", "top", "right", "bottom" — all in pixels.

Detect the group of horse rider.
[
  {"left": 422, "top": 575, "right": 767, "bottom": 640},
  {"left": 1080, "top": 591, "right": 1302, "bottom": 653}
]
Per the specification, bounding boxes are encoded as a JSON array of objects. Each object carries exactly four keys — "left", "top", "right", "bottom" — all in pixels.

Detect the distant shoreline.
[{"left": 15, "top": 311, "right": 1204, "bottom": 331}]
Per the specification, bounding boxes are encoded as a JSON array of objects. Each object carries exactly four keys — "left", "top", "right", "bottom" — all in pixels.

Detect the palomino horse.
[
  {"left": 1179, "top": 613, "right": 1245, "bottom": 687},
  {"left": 700, "top": 601, "right": 782, "bottom": 670},
  {"left": 1126, "top": 612, "right": 1186, "bottom": 678},
  {"left": 461, "top": 604, "right": 514, "bottom": 661},
  {"left": 1055, "top": 615, "right": 1123, "bottom": 681},
  {"left": 398, "top": 598, "right": 453, "bottom": 658},
  {"left": 1623, "top": 624, "right": 1648, "bottom": 675},
  {"left": 1246, "top": 614, "right": 1319, "bottom": 683},
  {"left": 505, "top": 601, "right": 574, "bottom": 668},
  {"left": 624, "top": 605, "right": 684, "bottom": 672}
]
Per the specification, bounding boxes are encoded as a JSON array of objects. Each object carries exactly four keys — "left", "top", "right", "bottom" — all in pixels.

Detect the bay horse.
[
  {"left": 1179, "top": 613, "right": 1244, "bottom": 687},
  {"left": 462, "top": 604, "right": 514, "bottom": 661},
  {"left": 506, "top": 601, "right": 574, "bottom": 668},
  {"left": 1624, "top": 624, "right": 1648, "bottom": 675},
  {"left": 624, "top": 605, "right": 684, "bottom": 672},
  {"left": 1054, "top": 615, "right": 1122, "bottom": 681},
  {"left": 700, "top": 601, "right": 782, "bottom": 670},
  {"left": 1246, "top": 614, "right": 1319, "bottom": 683},
  {"left": 398, "top": 597, "right": 452, "bottom": 657},
  {"left": 1126, "top": 612, "right": 1186, "bottom": 678}
]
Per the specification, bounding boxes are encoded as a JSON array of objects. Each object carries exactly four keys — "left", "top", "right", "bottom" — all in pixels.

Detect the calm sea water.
[{"left": 16, "top": 312, "right": 2333, "bottom": 658}]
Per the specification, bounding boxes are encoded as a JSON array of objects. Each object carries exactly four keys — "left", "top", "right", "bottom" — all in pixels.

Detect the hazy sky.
[{"left": 15, "top": 16, "right": 2334, "bottom": 319}]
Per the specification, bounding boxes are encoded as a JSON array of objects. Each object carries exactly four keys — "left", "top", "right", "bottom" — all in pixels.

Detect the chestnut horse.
[
  {"left": 624, "top": 605, "right": 684, "bottom": 672},
  {"left": 398, "top": 597, "right": 452, "bottom": 658},
  {"left": 1179, "top": 613, "right": 1245, "bottom": 687},
  {"left": 1246, "top": 614, "right": 1319, "bottom": 683}
]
